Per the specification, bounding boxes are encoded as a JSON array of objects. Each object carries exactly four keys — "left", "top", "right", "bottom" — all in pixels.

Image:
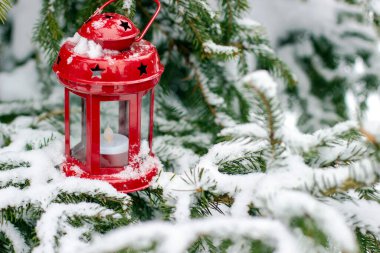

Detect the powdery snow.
[
  {"left": 64, "top": 33, "right": 154, "bottom": 60},
  {"left": 0, "top": 60, "right": 41, "bottom": 101},
  {"left": 242, "top": 70, "right": 277, "bottom": 97},
  {"left": 115, "top": 141, "right": 162, "bottom": 180},
  {"left": 67, "top": 56, "right": 74, "bottom": 64},
  {"left": 34, "top": 203, "right": 115, "bottom": 253},
  {"left": 268, "top": 190, "right": 357, "bottom": 253},
  {"left": 0, "top": 119, "right": 130, "bottom": 231},
  {"left": 9, "top": 0, "right": 42, "bottom": 61},
  {"left": 65, "top": 33, "right": 120, "bottom": 59},
  {"left": 145, "top": 72, "right": 373, "bottom": 253},
  {"left": 346, "top": 90, "right": 380, "bottom": 142},
  {"left": 0, "top": 222, "right": 29, "bottom": 253},
  {"left": 219, "top": 122, "right": 267, "bottom": 139},
  {"left": 82, "top": 217, "right": 300, "bottom": 253},
  {"left": 91, "top": 19, "right": 106, "bottom": 29},
  {"left": 363, "top": 93, "right": 380, "bottom": 141},
  {"left": 237, "top": 18, "right": 262, "bottom": 29},
  {"left": 330, "top": 197, "right": 380, "bottom": 236},
  {"left": 123, "top": 0, "right": 133, "bottom": 9},
  {"left": 250, "top": 0, "right": 380, "bottom": 130},
  {"left": 0, "top": 0, "right": 379, "bottom": 251},
  {"left": 73, "top": 36, "right": 104, "bottom": 59},
  {"left": 203, "top": 40, "right": 239, "bottom": 56},
  {"left": 371, "top": 0, "right": 380, "bottom": 15},
  {"left": 0, "top": 69, "right": 375, "bottom": 252}
]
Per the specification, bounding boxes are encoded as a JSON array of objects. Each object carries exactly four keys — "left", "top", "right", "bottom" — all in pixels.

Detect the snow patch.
[
  {"left": 363, "top": 93, "right": 380, "bottom": 141},
  {"left": 330, "top": 198, "right": 380, "bottom": 236},
  {"left": 123, "top": 0, "right": 133, "bottom": 9},
  {"left": 268, "top": 191, "right": 358, "bottom": 253},
  {"left": 67, "top": 56, "right": 73, "bottom": 64},
  {"left": 9, "top": 0, "right": 42, "bottom": 61},
  {"left": 0, "top": 60, "right": 41, "bottom": 101},
  {"left": 371, "top": 0, "right": 380, "bottom": 15},
  {"left": 73, "top": 37, "right": 104, "bottom": 59},
  {"left": 82, "top": 217, "right": 300, "bottom": 253},
  {"left": 116, "top": 141, "right": 162, "bottom": 180},
  {"left": 242, "top": 70, "right": 277, "bottom": 97},
  {"left": 34, "top": 203, "right": 115, "bottom": 253},
  {"left": 91, "top": 19, "right": 106, "bottom": 29},
  {"left": 0, "top": 222, "right": 29, "bottom": 253},
  {"left": 203, "top": 40, "right": 239, "bottom": 56},
  {"left": 237, "top": 18, "right": 262, "bottom": 29}
]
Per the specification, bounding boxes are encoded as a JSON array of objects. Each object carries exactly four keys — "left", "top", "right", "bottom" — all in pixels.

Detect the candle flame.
[{"left": 104, "top": 126, "right": 114, "bottom": 143}]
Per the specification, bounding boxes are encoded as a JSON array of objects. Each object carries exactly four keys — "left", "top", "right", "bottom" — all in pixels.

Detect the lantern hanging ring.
[{"left": 92, "top": 0, "right": 161, "bottom": 42}]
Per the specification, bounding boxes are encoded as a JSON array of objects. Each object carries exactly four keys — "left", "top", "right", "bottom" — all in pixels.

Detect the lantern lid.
[
  {"left": 53, "top": 37, "right": 164, "bottom": 94},
  {"left": 52, "top": 0, "right": 164, "bottom": 95},
  {"left": 78, "top": 13, "right": 140, "bottom": 51}
]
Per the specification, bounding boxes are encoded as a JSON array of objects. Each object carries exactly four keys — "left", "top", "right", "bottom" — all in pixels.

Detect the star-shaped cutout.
[
  {"left": 120, "top": 21, "right": 131, "bottom": 31},
  {"left": 57, "top": 56, "right": 61, "bottom": 65},
  {"left": 137, "top": 63, "right": 148, "bottom": 76},
  {"left": 90, "top": 64, "right": 105, "bottom": 78},
  {"left": 104, "top": 15, "right": 113, "bottom": 19}
]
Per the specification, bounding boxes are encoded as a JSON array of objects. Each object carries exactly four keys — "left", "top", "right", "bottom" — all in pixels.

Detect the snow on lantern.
[{"left": 53, "top": 0, "right": 164, "bottom": 193}]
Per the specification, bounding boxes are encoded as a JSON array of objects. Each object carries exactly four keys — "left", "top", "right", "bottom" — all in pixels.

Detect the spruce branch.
[
  {"left": 305, "top": 140, "right": 368, "bottom": 168},
  {"left": 82, "top": 217, "right": 301, "bottom": 253},
  {"left": 243, "top": 78, "right": 286, "bottom": 167},
  {"left": 53, "top": 192, "right": 130, "bottom": 214},
  {"left": 35, "top": 109, "right": 64, "bottom": 124},
  {"left": 360, "top": 127, "right": 378, "bottom": 146},
  {"left": 33, "top": 0, "right": 63, "bottom": 64},
  {"left": 0, "top": 221, "right": 29, "bottom": 253},
  {"left": 218, "top": 151, "right": 266, "bottom": 174},
  {"left": 310, "top": 159, "right": 379, "bottom": 196},
  {"left": 129, "top": 188, "right": 174, "bottom": 221},
  {"left": 0, "top": 161, "right": 30, "bottom": 171},
  {"left": 25, "top": 133, "right": 56, "bottom": 151},
  {"left": 0, "top": 231, "right": 15, "bottom": 253},
  {"left": 3, "top": 1, "right": 380, "bottom": 252},
  {"left": 252, "top": 87, "right": 279, "bottom": 152},
  {"left": 220, "top": 0, "right": 249, "bottom": 42},
  {"left": 0, "top": 0, "right": 10, "bottom": 23},
  {"left": 322, "top": 178, "right": 366, "bottom": 196},
  {"left": 356, "top": 186, "right": 380, "bottom": 202},
  {"left": 193, "top": 69, "right": 218, "bottom": 119},
  {"left": 0, "top": 180, "right": 30, "bottom": 190},
  {"left": 356, "top": 229, "right": 380, "bottom": 253},
  {"left": 290, "top": 216, "right": 329, "bottom": 248}
]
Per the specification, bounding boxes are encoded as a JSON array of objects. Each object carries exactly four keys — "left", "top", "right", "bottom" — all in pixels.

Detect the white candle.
[{"left": 100, "top": 126, "right": 129, "bottom": 155}]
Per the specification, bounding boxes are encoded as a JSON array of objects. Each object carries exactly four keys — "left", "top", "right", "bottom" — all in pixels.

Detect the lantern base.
[{"left": 61, "top": 161, "right": 158, "bottom": 193}]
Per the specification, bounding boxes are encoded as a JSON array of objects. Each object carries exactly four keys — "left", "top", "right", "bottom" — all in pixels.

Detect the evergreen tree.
[
  {"left": 251, "top": 0, "right": 380, "bottom": 131},
  {"left": 0, "top": 0, "right": 380, "bottom": 252}
]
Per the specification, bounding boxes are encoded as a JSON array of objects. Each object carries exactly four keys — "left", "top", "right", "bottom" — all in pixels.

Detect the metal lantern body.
[{"left": 53, "top": 0, "right": 164, "bottom": 193}]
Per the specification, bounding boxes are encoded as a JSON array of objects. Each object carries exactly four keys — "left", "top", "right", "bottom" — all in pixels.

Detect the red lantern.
[{"left": 53, "top": 0, "right": 164, "bottom": 193}]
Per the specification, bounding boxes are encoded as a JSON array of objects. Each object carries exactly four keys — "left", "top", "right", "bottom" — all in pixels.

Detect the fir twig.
[{"left": 0, "top": 0, "right": 11, "bottom": 23}]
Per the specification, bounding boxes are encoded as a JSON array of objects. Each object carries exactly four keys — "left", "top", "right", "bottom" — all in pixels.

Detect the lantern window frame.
[{"left": 64, "top": 88, "right": 155, "bottom": 175}]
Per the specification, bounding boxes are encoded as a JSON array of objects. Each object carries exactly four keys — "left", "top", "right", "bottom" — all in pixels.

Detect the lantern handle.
[
  {"left": 135, "top": 0, "right": 161, "bottom": 42},
  {"left": 92, "top": 0, "right": 161, "bottom": 42}
]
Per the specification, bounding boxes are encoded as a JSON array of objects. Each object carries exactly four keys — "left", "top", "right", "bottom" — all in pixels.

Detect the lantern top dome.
[
  {"left": 79, "top": 13, "right": 140, "bottom": 51},
  {"left": 52, "top": 0, "right": 164, "bottom": 95}
]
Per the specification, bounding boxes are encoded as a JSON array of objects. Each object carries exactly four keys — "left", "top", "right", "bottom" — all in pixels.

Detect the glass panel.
[
  {"left": 141, "top": 91, "right": 151, "bottom": 143},
  {"left": 70, "top": 92, "right": 86, "bottom": 163},
  {"left": 100, "top": 101, "right": 129, "bottom": 167},
  {"left": 118, "top": 101, "right": 129, "bottom": 136}
]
